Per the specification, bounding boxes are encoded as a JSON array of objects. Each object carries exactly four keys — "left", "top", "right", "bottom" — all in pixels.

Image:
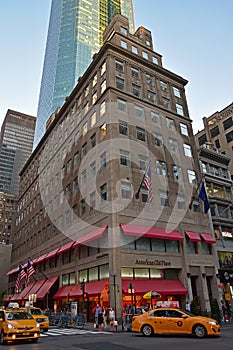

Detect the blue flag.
[{"left": 199, "top": 182, "right": 210, "bottom": 213}]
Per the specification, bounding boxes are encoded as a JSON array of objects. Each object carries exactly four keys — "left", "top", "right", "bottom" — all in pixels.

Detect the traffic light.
[{"left": 80, "top": 279, "right": 85, "bottom": 293}]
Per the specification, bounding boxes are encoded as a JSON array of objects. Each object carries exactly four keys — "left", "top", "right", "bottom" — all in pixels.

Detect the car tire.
[
  {"left": 31, "top": 338, "right": 39, "bottom": 343},
  {"left": 142, "top": 324, "right": 154, "bottom": 337},
  {"left": 43, "top": 328, "right": 49, "bottom": 332},
  {"left": 193, "top": 324, "right": 207, "bottom": 338},
  {"left": 0, "top": 331, "right": 5, "bottom": 345}
]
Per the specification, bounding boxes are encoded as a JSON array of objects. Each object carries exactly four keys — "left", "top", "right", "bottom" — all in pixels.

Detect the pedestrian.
[
  {"left": 102, "top": 306, "right": 107, "bottom": 329},
  {"left": 109, "top": 307, "right": 115, "bottom": 331},
  {"left": 98, "top": 309, "right": 104, "bottom": 331},
  {"left": 221, "top": 300, "right": 227, "bottom": 322},
  {"left": 94, "top": 304, "right": 100, "bottom": 328},
  {"left": 185, "top": 301, "right": 191, "bottom": 312}
]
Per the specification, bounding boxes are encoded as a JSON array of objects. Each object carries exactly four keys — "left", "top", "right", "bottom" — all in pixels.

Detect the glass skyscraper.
[{"left": 35, "top": 0, "right": 134, "bottom": 147}]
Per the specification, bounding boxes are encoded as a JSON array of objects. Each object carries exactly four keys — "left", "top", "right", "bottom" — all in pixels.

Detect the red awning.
[
  {"left": 36, "top": 276, "right": 59, "bottom": 300},
  {"left": 121, "top": 224, "right": 183, "bottom": 241},
  {"left": 35, "top": 253, "right": 48, "bottom": 264},
  {"left": 10, "top": 294, "right": 21, "bottom": 301},
  {"left": 16, "top": 282, "right": 36, "bottom": 300},
  {"left": 2, "top": 295, "right": 13, "bottom": 302},
  {"left": 6, "top": 267, "right": 19, "bottom": 276},
  {"left": 70, "top": 280, "right": 109, "bottom": 297},
  {"left": 57, "top": 241, "right": 75, "bottom": 255},
  {"left": 185, "top": 231, "right": 201, "bottom": 242},
  {"left": 53, "top": 285, "right": 75, "bottom": 299},
  {"left": 23, "top": 279, "right": 47, "bottom": 300},
  {"left": 201, "top": 233, "right": 216, "bottom": 244},
  {"left": 44, "top": 248, "right": 60, "bottom": 260},
  {"left": 73, "top": 225, "right": 108, "bottom": 248},
  {"left": 122, "top": 279, "right": 187, "bottom": 295}
]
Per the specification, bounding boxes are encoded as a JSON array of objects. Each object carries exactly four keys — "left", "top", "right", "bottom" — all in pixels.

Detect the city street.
[{"left": 0, "top": 324, "right": 232, "bottom": 350}]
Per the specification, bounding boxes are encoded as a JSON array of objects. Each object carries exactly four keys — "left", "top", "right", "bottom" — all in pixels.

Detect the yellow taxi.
[
  {"left": 132, "top": 307, "right": 221, "bottom": 338},
  {"left": 23, "top": 307, "right": 49, "bottom": 332},
  {"left": 0, "top": 308, "right": 40, "bottom": 344}
]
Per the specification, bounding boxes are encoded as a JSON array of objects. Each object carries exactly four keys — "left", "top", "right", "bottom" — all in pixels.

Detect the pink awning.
[
  {"left": 201, "top": 233, "right": 216, "bottom": 244},
  {"left": 35, "top": 253, "right": 48, "bottom": 264},
  {"left": 16, "top": 282, "right": 36, "bottom": 300},
  {"left": 6, "top": 267, "right": 19, "bottom": 276},
  {"left": 23, "top": 279, "right": 47, "bottom": 299},
  {"left": 121, "top": 224, "right": 183, "bottom": 241},
  {"left": 36, "top": 276, "right": 59, "bottom": 300},
  {"left": 122, "top": 279, "right": 187, "bottom": 295},
  {"left": 185, "top": 231, "right": 201, "bottom": 242},
  {"left": 73, "top": 225, "right": 108, "bottom": 248},
  {"left": 44, "top": 248, "right": 60, "bottom": 260},
  {"left": 57, "top": 241, "right": 75, "bottom": 255},
  {"left": 69, "top": 280, "right": 109, "bottom": 297},
  {"left": 53, "top": 285, "right": 75, "bottom": 299}
]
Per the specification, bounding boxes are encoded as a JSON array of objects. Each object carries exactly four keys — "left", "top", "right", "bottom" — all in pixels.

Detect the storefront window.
[
  {"left": 99, "top": 264, "right": 109, "bottom": 279},
  {"left": 150, "top": 269, "right": 162, "bottom": 278},
  {"left": 165, "top": 240, "right": 179, "bottom": 253},
  {"left": 89, "top": 267, "right": 98, "bottom": 281},
  {"left": 202, "top": 242, "right": 211, "bottom": 255},
  {"left": 135, "top": 237, "right": 151, "bottom": 251},
  {"left": 164, "top": 269, "right": 179, "bottom": 280},
  {"left": 151, "top": 238, "right": 165, "bottom": 252},
  {"left": 186, "top": 239, "right": 197, "bottom": 254},
  {"left": 62, "top": 274, "right": 69, "bottom": 286},
  {"left": 121, "top": 234, "right": 136, "bottom": 250},
  {"left": 70, "top": 272, "right": 75, "bottom": 285},
  {"left": 79, "top": 270, "right": 87, "bottom": 283},
  {"left": 121, "top": 267, "right": 133, "bottom": 278},
  {"left": 134, "top": 268, "right": 149, "bottom": 278}
]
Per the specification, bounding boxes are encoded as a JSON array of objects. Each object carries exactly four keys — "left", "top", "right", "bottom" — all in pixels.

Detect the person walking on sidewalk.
[
  {"left": 109, "top": 307, "right": 115, "bottom": 331},
  {"left": 98, "top": 309, "right": 104, "bottom": 331}
]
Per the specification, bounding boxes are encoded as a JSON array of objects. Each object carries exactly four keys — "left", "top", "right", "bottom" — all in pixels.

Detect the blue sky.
[{"left": 0, "top": 0, "right": 232, "bottom": 133}]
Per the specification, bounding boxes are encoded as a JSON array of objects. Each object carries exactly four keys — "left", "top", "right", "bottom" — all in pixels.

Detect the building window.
[
  {"left": 215, "top": 139, "right": 220, "bottom": 149},
  {"left": 81, "top": 170, "right": 87, "bottom": 185},
  {"left": 156, "top": 160, "right": 167, "bottom": 176},
  {"left": 138, "top": 155, "right": 148, "bottom": 170},
  {"left": 132, "top": 84, "right": 141, "bottom": 97},
  {"left": 168, "top": 138, "right": 178, "bottom": 152},
  {"left": 134, "top": 105, "right": 144, "bottom": 118},
  {"left": 100, "top": 183, "right": 107, "bottom": 201},
  {"left": 80, "top": 199, "right": 86, "bottom": 216},
  {"left": 121, "top": 40, "right": 127, "bottom": 49},
  {"left": 153, "top": 132, "right": 163, "bottom": 147},
  {"left": 173, "top": 86, "right": 181, "bottom": 98},
  {"left": 160, "top": 81, "right": 167, "bottom": 91},
  {"left": 226, "top": 131, "right": 233, "bottom": 143},
  {"left": 90, "top": 133, "right": 96, "bottom": 148},
  {"left": 162, "top": 97, "right": 171, "bottom": 109},
  {"left": 172, "top": 165, "right": 182, "bottom": 180},
  {"left": 73, "top": 177, "right": 78, "bottom": 194},
  {"left": 180, "top": 123, "right": 188, "bottom": 136},
  {"left": 92, "top": 92, "right": 97, "bottom": 104},
  {"left": 121, "top": 181, "right": 132, "bottom": 199},
  {"left": 151, "top": 111, "right": 160, "bottom": 124},
  {"left": 101, "top": 80, "right": 106, "bottom": 94},
  {"left": 100, "top": 123, "right": 107, "bottom": 139},
  {"left": 223, "top": 117, "right": 233, "bottom": 130},
  {"left": 176, "top": 103, "right": 184, "bottom": 116},
  {"left": 159, "top": 191, "right": 170, "bottom": 207},
  {"left": 100, "top": 100, "right": 106, "bottom": 116},
  {"left": 116, "top": 76, "right": 125, "bottom": 90},
  {"left": 119, "top": 120, "right": 128, "bottom": 135},
  {"left": 120, "top": 149, "right": 130, "bottom": 166},
  {"left": 120, "top": 26, "right": 127, "bottom": 35},
  {"left": 141, "top": 185, "right": 149, "bottom": 203},
  {"left": 183, "top": 144, "right": 192, "bottom": 157},
  {"left": 136, "top": 127, "right": 146, "bottom": 141},
  {"left": 93, "top": 73, "right": 97, "bottom": 87},
  {"left": 187, "top": 170, "right": 197, "bottom": 184},
  {"left": 100, "top": 152, "right": 106, "bottom": 170},
  {"left": 146, "top": 73, "right": 152, "bottom": 85},
  {"left": 210, "top": 126, "right": 220, "bottom": 138},
  {"left": 152, "top": 56, "right": 158, "bottom": 64},
  {"left": 65, "top": 184, "right": 72, "bottom": 200},
  {"left": 177, "top": 194, "right": 186, "bottom": 209},
  {"left": 83, "top": 122, "right": 88, "bottom": 135},
  {"left": 117, "top": 98, "right": 127, "bottom": 112},
  {"left": 186, "top": 239, "right": 197, "bottom": 254},
  {"left": 193, "top": 199, "right": 200, "bottom": 212},
  {"left": 89, "top": 191, "right": 96, "bottom": 209},
  {"left": 147, "top": 91, "right": 156, "bottom": 104},
  {"left": 142, "top": 51, "right": 149, "bottom": 59},
  {"left": 90, "top": 161, "right": 96, "bottom": 178},
  {"left": 115, "top": 59, "right": 124, "bottom": 72},
  {"left": 131, "top": 67, "right": 139, "bottom": 79},
  {"left": 67, "top": 159, "right": 72, "bottom": 173},
  {"left": 166, "top": 117, "right": 175, "bottom": 130},
  {"left": 101, "top": 61, "right": 106, "bottom": 75},
  {"left": 82, "top": 142, "right": 87, "bottom": 157},
  {"left": 132, "top": 46, "right": 138, "bottom": 54},
  {"left": 91, "top": 112, "right": 96, "bottom": 127}
]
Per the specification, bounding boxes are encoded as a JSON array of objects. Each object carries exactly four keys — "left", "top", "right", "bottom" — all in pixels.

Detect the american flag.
[
  {"left": 143, "top": 164, "right": 153, "bottom": 202},
  {"left": 25, "top": 259, "right": 35, "bottom": 287},
  {"left": 15, "top": 264, "right": 26, "bottom": 291}
]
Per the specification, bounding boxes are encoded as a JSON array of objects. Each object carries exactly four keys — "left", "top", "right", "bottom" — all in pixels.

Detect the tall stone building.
[
  {"left": 35, "top": 0, "right": 134, "bottom": 147},
  {"left": 8, "top": 15, "right": 220, "bottom": 319}
]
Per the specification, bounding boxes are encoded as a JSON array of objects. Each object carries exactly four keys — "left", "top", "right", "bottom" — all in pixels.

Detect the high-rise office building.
[
  {"left": 0, "top": 109, "right": 36, "bottom": 196},
  {"left": 35, "top": 0, "right": 134, "bottom": 147}
]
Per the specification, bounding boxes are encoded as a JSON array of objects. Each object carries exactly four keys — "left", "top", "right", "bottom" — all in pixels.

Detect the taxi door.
[{"left": 164, "top": 310, "right": 189, "bottom": 334}]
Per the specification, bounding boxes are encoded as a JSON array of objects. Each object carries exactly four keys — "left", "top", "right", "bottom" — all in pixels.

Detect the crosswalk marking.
[{"left": 40, "top": 328, "right": 111, "bottom": 337}]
